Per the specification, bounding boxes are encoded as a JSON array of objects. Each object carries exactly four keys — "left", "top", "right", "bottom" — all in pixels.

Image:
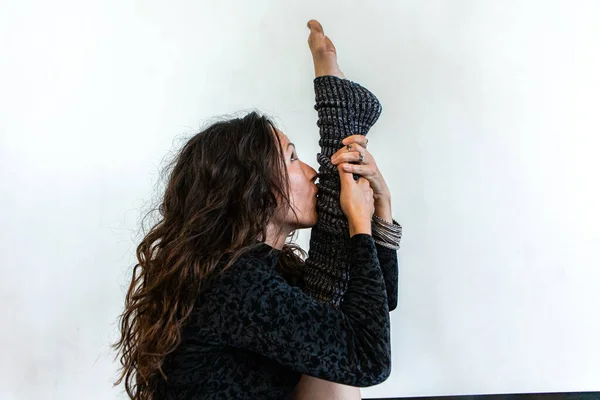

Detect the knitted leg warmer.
[{"left": 302, "top": 75, "right": 382, "bottom": 307}]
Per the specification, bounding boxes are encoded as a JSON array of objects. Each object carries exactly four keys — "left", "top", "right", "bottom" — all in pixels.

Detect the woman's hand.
[
  {"left": 331, "top": 135, "right": 391, "bottom": 201},
  {"left": 337, "top": 164, "right": 375, "bottom": 236}
]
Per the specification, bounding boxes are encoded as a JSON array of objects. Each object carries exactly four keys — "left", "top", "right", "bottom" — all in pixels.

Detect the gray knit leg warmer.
[{"left": 302, "top": 75, "right": 382, "bottom": 308}]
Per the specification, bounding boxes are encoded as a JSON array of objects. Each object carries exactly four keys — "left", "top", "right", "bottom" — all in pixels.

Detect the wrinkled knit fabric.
[{"left": 303, "top": 75, "right": 385, "bottom": 307}]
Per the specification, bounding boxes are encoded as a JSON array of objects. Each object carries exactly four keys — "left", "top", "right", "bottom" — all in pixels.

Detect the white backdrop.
[{"left": 1, "top": 0, "right": 599, "bottom": 399}]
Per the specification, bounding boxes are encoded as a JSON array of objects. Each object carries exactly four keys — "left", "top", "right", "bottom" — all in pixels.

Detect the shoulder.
[
  {"left": 193, "top": 255, "right": 281, "bottom": 324},
  {"left": 203, "top": 253, "right": 283, "bottom": 298}
]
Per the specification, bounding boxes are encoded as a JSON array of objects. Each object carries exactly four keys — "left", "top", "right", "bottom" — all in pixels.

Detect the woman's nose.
[{"left": 304, "top": 163, "right": 318, "bottom": 182}]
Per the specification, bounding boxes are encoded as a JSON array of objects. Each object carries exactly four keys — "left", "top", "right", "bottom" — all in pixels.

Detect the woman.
[{"left": 113, "top": 20, "right": 401, "bottom": 399}]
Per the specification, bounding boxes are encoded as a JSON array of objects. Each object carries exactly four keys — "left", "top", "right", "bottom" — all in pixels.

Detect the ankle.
[
  {"left": 315, "top": 67, "right": 345, "bottom": 79},
  {"left": 313, "top": 56, "right": 345, "bottom": 79}
]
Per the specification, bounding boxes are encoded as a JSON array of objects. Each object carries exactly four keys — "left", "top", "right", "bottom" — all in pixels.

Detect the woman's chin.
[
  {"left": 311, "top": 211, "right": 319, "bottom": 226},
  {"left": 303, "top": 219, "right": 319, "bottom": 229}
]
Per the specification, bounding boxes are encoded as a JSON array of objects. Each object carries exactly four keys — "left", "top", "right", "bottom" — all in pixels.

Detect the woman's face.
[{"left": 273, "top": 128, "right": 319, "bottom": 230}]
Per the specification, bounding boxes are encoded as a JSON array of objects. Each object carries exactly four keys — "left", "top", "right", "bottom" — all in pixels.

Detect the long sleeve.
[
  {"left": 302, "top": 75, "right": 383, "bottom": 308},
  {"left": 209, "top": 234, "right": 391, "bottom": 387},
  {"left": 375, "top": 244, "right": 399, "bottom": 311}
]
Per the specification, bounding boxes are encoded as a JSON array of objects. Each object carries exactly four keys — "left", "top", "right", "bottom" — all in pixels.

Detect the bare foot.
[{"left": 307, "top": 20, "right": 345, "bottom": 79}]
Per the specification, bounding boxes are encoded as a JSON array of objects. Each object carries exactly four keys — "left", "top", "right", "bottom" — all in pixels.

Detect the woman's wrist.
[
  {"left": 349, "top": 220, "right": 372, "bottom": 237},
  {"left": 373, "top": 196, "right": 392, "bottom": 223}
]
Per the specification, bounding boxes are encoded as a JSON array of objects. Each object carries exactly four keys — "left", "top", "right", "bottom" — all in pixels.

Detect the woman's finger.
[
  {"left": 331, "top": 143, "right": 372, "bottom": 166},
  {"left": 341, "top": 162, "right": 373, "bottom": 178},
  {"left": 345, "top": 143, "right": 366, "bottom": 155},
  {"left": 331, "top": 142, "right": 368, "bottom": 160},
  {"left": 331, "top": 150, "right": 367, "bottom": 165},
  {"left": 342, "top": 135, "right": 368, "bottom": 148}
]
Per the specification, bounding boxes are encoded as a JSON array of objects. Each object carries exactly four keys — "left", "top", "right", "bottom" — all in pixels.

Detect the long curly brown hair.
[{"left": 112, "top": 111, "right": 307, "bottom": 400}]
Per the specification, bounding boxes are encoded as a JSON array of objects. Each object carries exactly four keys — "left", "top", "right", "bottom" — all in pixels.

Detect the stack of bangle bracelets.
[{"left": 371, "top": 214, "right": 402, "bottom": 250}]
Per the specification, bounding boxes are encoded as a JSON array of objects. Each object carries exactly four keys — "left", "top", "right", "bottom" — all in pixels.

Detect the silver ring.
[{"left": 358, "top": 153, "right": 364, "bottom": 163}]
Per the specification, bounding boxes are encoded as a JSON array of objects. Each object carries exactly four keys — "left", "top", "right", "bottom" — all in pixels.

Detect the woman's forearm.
[{"left": 374, "top": 196, "right": 393, "bottom": 223}]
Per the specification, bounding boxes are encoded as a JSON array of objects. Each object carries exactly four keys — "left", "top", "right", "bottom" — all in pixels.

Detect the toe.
[{"left": 307, "top": 20, "right": 324, "bottom": 36}]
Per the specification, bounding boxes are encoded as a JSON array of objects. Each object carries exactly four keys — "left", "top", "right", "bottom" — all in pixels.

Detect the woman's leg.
[
  {"left": 292, "top": 375, "right": 362, "bottom": 400},
  {"left": 293, "top": 20, "right": 382, "bottom": 399}
]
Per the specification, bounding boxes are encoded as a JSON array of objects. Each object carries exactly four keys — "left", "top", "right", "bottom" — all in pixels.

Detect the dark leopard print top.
[{"left": 153, "top": 234, "right": 398, "bottom": 399}]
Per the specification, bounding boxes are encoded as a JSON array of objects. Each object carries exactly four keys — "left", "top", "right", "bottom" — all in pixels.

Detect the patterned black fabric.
[
  {"left": 154, "top": 234, "right": 396, "bottom": 399},
  {"left": 375, "top": 243, "right": 399, "bottom": 311}
]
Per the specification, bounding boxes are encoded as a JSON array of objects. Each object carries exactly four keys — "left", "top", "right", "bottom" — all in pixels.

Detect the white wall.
[{"left": 1, "top": 0, "right": 599, "bottom": 398}]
